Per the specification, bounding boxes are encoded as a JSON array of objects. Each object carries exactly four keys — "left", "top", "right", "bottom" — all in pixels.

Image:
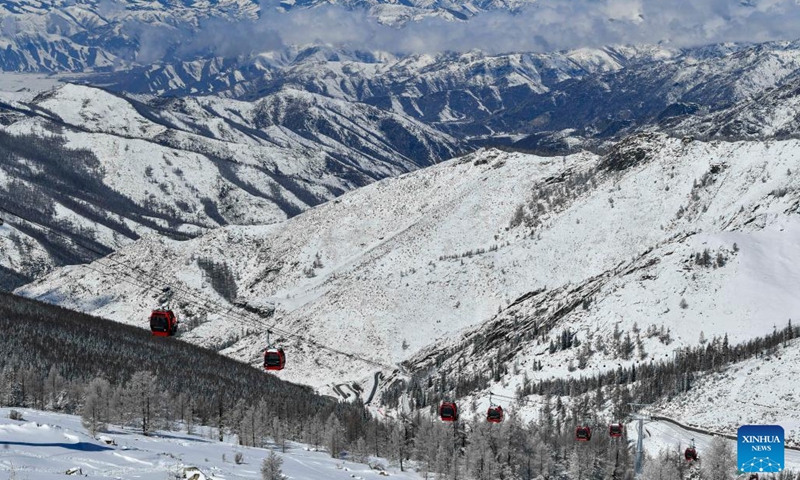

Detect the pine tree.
[
  {"left": 261, "top": 451, "right": 286, "bottom": 480},
  {"left": 123, "top": 371, "right": 159, "bottom": 436},
  {"left": 353, "top": 437, "right": 369, "bottom": 464},
  {"left": 272, "top": 417, "right": 287, "bottom": 453},
  {"left": 388, "top": 422, "right": 408, "bottom": 471}
]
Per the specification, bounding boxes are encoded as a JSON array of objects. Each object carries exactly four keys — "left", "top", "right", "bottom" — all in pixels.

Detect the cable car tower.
[{"left": 629, "top": 403, "right": 651, "bottom": 478}]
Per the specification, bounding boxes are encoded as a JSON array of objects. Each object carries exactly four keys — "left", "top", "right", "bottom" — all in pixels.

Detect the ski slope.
[{"left": 0, "top": 408, "right": 420, "bottom": 480}]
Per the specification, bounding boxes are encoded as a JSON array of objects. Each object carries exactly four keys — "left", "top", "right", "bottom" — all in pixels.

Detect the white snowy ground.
[
  {"left": 630, "top": 420, "right": 800, "bottom": 472},
  {"left": 655, "top": 338, "right": 800, "bottom": 447},
  {"left": 0, "top": 408, "right": 420, "bottom": 480}
]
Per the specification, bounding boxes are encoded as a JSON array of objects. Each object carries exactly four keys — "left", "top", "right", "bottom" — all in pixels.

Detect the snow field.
[{"left": 0, "top": 408, "right": 421, "bottom": 480}]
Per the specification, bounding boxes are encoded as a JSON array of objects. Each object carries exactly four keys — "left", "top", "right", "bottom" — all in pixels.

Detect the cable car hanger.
[
  {"left": 264, "top": 329, "right": 286, "bottom": 371},
  {"left": 486, "top": 393, "right": 504, "bottom": 423}
]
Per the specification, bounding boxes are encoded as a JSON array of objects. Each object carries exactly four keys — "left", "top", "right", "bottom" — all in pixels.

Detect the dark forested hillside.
[
  {"left": 0, "top": 291, "right": 369, "bottom": 442},
  {"left": 0, "top": 291, "right": 639, "bottom": 478}
]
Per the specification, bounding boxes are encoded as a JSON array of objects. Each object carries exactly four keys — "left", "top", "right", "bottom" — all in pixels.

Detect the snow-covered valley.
[
  {"left": 0, "top": 408, "right": 420, "bottom": 480},
  {"left": 16, "top": 132, "right": 800, "bottom": 404}
]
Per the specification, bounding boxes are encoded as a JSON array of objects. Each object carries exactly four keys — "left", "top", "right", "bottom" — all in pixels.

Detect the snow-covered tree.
[
  {"left": 700, "top": 436, "right": 736, "bottom": 480},
  {"left": 641, "top": 449, "right": 680, "bottom": 480},
  {"left": 123, "top": 371, "right": 159, "bottom": 436},
  {"left": 261, "top": 451, "right": 286, "bottom": 480},
  {"left": 324, "top": 413, "right": 345, "bottom": 458},
  {"left": 81, "top": 377, "right": 111, "bottom": 437}
]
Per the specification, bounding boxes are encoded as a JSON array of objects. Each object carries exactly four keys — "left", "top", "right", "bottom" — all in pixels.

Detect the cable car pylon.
[{"left": 629, "top": 403, "right": 651, "bottom": 478}]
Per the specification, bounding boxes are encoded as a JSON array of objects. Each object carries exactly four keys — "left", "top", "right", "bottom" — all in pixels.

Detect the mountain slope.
[
  {"left": 17, "top": 134, "right": 800, "bottom": 397},
  {"left": 93, "top": 41, "right": 800, "bottom": 150},
  {"left": 0, "top": 82, "right": 457, "bottom": 289}
]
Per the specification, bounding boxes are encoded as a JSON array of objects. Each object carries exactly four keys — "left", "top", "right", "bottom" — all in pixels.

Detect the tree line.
[
  {"left": 0, "top": 291, "right": 640, "bottom": 478},
  {"left": 5, "top": 291, "right": 798, "bottom": 479}
]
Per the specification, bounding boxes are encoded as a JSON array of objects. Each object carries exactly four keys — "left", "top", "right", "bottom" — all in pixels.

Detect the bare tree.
[
  {"left": 641, "top": 449, "right": 680, "bottom": 480},
  {"left": 701, "top": 436, "right": 736, "bottom": 480},
  {"left": 81, "top": 377, "right": 111, "bottom": 437},
  {"left": 123, "top": 371, "right": 159, "bottom": 436}
]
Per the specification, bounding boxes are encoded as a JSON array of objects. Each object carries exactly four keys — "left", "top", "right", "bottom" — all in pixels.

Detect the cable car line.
[
  {"left": 0, "top": 205, "right": 398, "bottom": 371},
  {"left": 486, "top": 391, "right": 516, "bottom": 401}
]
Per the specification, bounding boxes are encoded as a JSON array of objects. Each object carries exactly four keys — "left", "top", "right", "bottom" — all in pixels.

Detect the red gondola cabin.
[
  {"left": 684, "top": 447, "right": 698, "bottom": 462},
  {"left": 150, "top": 309, "right": 178, "bottom": 337},
  {"left": 439, "top": 402, "right": 458, "bottom": 422},
  {"left": 264, "top": 348, "right": 286, "bottom": 371},
  {"left": 575, "top": 426, "right": 592, "bottom": 442},
  {"left": 609, "top": 423, "right": 624, "bottom": 438},
  {"left": 487, "top": 405, "right": 504, "bottom": 423}
]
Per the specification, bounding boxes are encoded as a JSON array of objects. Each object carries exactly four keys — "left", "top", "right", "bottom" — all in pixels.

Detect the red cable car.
[
  {"left": 439, "top": 402, "right": 458, "bottom": 422},
  {"left": 575, "top": 426, "right": 592, "bottom": 442},
  {"left": 487, "top": 405, "right": 504, "bottom": 423},
  {"left": 609, "top": 423, "right": 624, "bottom": 438},
  {"left": 264, "top": 348, "right": 286, "bottom": 371},
  {"left": 150, "top": 309, "right": 178, "bottom": 337},
  {"left": 684, "top": 446, "right": 698, "bottom": 462}
]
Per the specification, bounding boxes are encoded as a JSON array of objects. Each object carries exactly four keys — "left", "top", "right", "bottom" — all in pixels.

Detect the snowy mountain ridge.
[
  {"left": 88, "top": 40, "right": 800, "bottom": 154},
  {"left": 0, "top": 81, "right": 457, "bottom": 289}
]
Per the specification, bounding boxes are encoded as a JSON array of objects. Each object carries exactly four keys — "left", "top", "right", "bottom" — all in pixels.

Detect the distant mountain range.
[{"left": 5, "top": 38, "right": 800, "bottom": 289}]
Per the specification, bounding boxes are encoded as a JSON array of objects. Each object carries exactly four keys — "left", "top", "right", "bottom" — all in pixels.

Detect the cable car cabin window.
[
  {"left": 150, "top": 314, "right": 169, "bottom": 332},
  {"left": 609, "top": 424, "right": 624, "bottom": 437}
]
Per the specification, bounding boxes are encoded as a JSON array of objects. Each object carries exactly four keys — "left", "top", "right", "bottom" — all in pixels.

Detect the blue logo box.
[{"left": 738, "top": 425, "right": 785, "bottom": 473}]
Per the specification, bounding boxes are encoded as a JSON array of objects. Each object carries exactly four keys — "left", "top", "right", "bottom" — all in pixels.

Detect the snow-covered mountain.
[
  {"left": 663, "top": 74, "right": 800, "bottom": 141},
  {"left": 91, "top": 41, "right": 800, "bottom": 149},
  {"left": 0, "top": 0, "right": 259, "bottom": 72},
  {"left": 17, "top": 133, "right": 800, "bottom": 406},
  {"left": 0, "top": 81, "right": 457, "bottom": 289}
]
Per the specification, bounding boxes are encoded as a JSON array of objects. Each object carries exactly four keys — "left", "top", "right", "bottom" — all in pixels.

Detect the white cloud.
[{"left": 128, "top": 0, "right": 800, "bottom": 59}]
